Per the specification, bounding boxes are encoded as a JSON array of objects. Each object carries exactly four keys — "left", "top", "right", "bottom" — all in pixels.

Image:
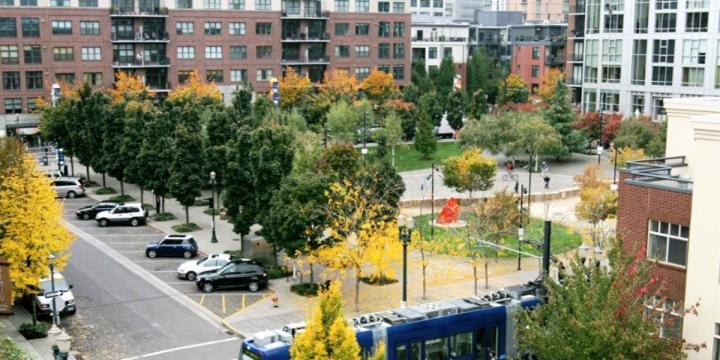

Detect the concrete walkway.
[{"left": 1, "top": 306, "right": 77, "bottom": 360}]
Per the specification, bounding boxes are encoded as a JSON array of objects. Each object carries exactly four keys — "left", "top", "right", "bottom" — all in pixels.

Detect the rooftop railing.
[{"left": 624, "top": 156, "right": 693, "bottom": 193}]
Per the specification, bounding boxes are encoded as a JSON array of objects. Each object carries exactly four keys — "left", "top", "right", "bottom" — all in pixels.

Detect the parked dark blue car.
[{"left": 146, "top": 234, "right": 198, "bottom": 259}]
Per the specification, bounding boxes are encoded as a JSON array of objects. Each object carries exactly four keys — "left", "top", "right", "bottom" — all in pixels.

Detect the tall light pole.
[
  {"left": 361, "top": 111, "right": 368, "bottom": 165},
  {"left": 612, "top": 142, "right": 621, "bottom": 186},
  {"left": 398, "top": 214, "right": 414, "bottom": 308},
  {"left": 47, "top": 254, "right": 60, "bottom": 329},
  {"left": 209, "top": 171, "right": 218, "bottom": 243},
  {"left": 430, "top": 163, "right": 436, "bottom": 241}
]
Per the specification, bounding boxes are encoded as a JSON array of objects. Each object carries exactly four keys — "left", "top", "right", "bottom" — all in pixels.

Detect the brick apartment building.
[
  {"left": 509, "top": 22, "right": 565, "bottom": 93},
  {"left": 0, "top": 0, "right": 411, "bottom": 133}
]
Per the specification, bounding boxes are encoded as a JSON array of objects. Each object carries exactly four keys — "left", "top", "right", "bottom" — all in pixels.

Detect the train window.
[
  {"left": 475, "top": 327, "right": 499, "bottom": 360},
  {"left": 424, "top": 337, "right": 449, "bottom": 360},
  {"left": 396, "top": 344, "right": 407, "bottom": 360},
  {"left": 450, "top": 332, "right": 473, "bottom": 357},
  {"left": 410, "top": 342, "right": 421, "bottom": 360}
]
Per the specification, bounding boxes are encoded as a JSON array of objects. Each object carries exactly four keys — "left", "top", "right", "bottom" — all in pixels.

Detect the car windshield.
[
  {"left": 40, "top": 278, "right": 70, "bottom": 293},
  {"left": 196, "top": 257, "right": 209, "bottom": 265}
]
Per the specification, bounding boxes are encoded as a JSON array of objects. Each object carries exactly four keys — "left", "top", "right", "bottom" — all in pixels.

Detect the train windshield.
[{"left": 241, "top": 345, "right": 262, "bottom": 360}]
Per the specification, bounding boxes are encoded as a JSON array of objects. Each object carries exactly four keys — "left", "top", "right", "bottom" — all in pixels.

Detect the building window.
[
  {"left": 601, "top": 66, "right": 621, "bottom": 83},
  {"left": 334, "top": 45, "right": 349, "bottom": 58},
  {"left": 230, "top": 69, "right": 246, "bottom": 83},
  {"left": 53, "top": 47, "right": 74, "bottom": 61},
  {"left": 26, "top": 71, "right": 43, "bottom": 90},
  {"left": 583, "top": 89, "right": 597, "bottom": 112},
  {"left": 4, "top": 98, "right": 22, "bottom": 114},
  {"left": 655, "top": 13, "right": 676, "bottom": 33},
  {"left": 80, "top": 21, "right": 100, "bottom": 35},
  {"left": 655, "top": 0, "right": 677, "bottom": 9},
  {"left": 26, "top": 97, "right": 39, "bottom": 112},
  {"left": 686, "top": 0, "right": 708, "bottom": 8},
  {"left": 205, "top": 22, "right": 221, "bottom": 35},
  {"left": 55, "top": 73, "right": 75, "bottom": 84},
  {"left": 83, "top": 72, "right": 103, "bottom": 86},
  {"left": 378, "top": 1, "right": 389, "bottom": 11},
  {"left": 531, "top": 65, "right": 540, "bottom": 78},
  {"left": 3, "top": 72, "right": 20, "bottom": 91},
  {"left": 178, "top": 70, "right": 192, "bottom": 84},
  {"left": 393, "top": 43, "right": 404, "bottom": 59},
  {"left": 392, "top": 65, "right": 404, "bottom": 80},
  {"left": 682, "top": 39, "right": 706, "bottom": 65},
  {"left": 634, "top": 0, "right": 649, "bottom": 33},
  {"left": 355, "top": 67, "right": 370, "bottom": 80},
  {"left": 584, "top": 39, "right": 599, "bottom": 83},
  {"left": 113, "top": 44, "right": 134, "bottom": 63},
  {"left": 713, "top": 324, "right": 720, "bottom": 360},
  {"left": 599, "top": 90, "right": 619, "bottom": 112},
  {"left": 177, "top": 46, "right": 195, "bottom": 59},
  {"left": 256, "top": 23, "right": 272, "bottom": 35},
  {"left": 20, "top": 0, "right": 37, "bottom": 5},
  {"left": 256, "top": 45, "right": 272, "bottom": 58},
  {"left": 355, "top": 45, "right": 369, "bottom": 58},
  {"left": 205, "top": 46, "right": 222, "bottom": 59},
  {"left": 21, "top": 18, "right": 40, "bottom": 37},
  {"left": 230, "top": 0, "right": 245, "bottom": 9},
  {"left": 644, "top": 296, "right": 683, "bottom": 339},
  {"left": 335, "top": 23, "right": 349, "bottom": 36},
  {"left": 230, "top": 45, "right": 247, "bottom": 59},
  {"left": 532, "top": 47, "right": 540, "bottom": 59},
  {"left": 651, "top": 66, "right": 673, "bottom": 86},
  {"left": 355, "top": 23, "right": 369, "bottom": 35},
  {"left": 428, "top": 47, "right": 437, "bottom": 59},
  {"left": 0, "top": 45, "right": 19, "bottom": 64},
  {"left": 632, "top": 40, "right": 647, "bottom": 85},
  {"left": 393, "top": 22, "right": 404, "bottom": 37},
  {"left": 79, "top": 0, "right": 98, "bottom": 6},
  {"left": 601, "top": 39, "right": 622, "bottom": 63},
  {"left": 586, "top": 0, "right": 600, "bottom": 33},
  {"left": 176, "top": 0, "right": 192, "bottom": 8},
  {"left": 378, "top": 44, "right": 390, "bottom": 59},
  {"left": 648, "top": 220, "right": 688, "bottom": 266},
  {"left": 379, "top": 22, "right": 390, "bottom": 37},
  {"left": 682, "top": 67, "right": 704, "bottom": 87},
  {"left": 393, "top": 1, "right": 404, "bottom": 12},
  {"left": 377, "top": 65, "right": 390, "bottom": 73},
  {"left": 230, "top": 22, "right": 246, "bottom": 35},
  {"left": 81, "top": 47, "right": 101, "bottom": 61},
  {"left": 256, "top": 69, "right": 273, "bottom": 82},
  {"left": 443, "top": 47, "right": 452, "bottom": 59},
  {"left": 255, "top": 0, "right": 270, "bottom": 9},
  {"left": 334, "top": 0, "right": 348, "bottom": 11},
  {"left": 604, "top": 14, "right": 623, "bottom": 32},
  {"left": 52, "top": 20, "right": 72, "bottom": 35},
  {"left": 651, "top": 95, "right": 668, "bottom": 121},
  {"left": 355, "top": 0, "right": 369, "bottom": 11},
  {"left": 686, "top": 12, "right": 708, "bottom": 32},
  {"left": 631, "top": 93, "right": 645, "bottom": 114},
  {"left": 206, "top": 70, "right": 223, "bottom": 83},
  {"left": 49, "top": 0, "right": 70, "bottom": 6},
  {"left": 204, "top": 0, "right": 220, "bottom": 8},
  {"left": 176, "top": 22, "right": 194, "bottom": 35},
  {"left": 652, "top": 40, "right": 675, "bottom": 63}
]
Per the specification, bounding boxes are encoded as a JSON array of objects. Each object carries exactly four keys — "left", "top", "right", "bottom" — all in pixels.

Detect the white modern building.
[
  {"left": 410, "top": 0, "right": 454, "bottom": 17},
  {"left": 411, "top": 14, "right": 470, "bottom": 70},
  {"left": 455, "top": 0, "right": 506, "bottom": 21},
  {"left": 580, "top": 0, "right": 720, "bottom": 119}
]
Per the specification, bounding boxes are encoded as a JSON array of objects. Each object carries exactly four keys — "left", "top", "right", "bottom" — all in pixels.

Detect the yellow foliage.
[
  {"left": 614, "top": 146, "right": 646, "bottom": 167},
  {"left": 366, "top": 223, "right": 402, "bottom": 282},
  {"left": 279, "top": 67, "right": 313, "bottom": 109},
  {"left": 322, "top": 70, "right": 360, "bottom": 99},
  {"left": 0, "top": 153, "right": 74, "bottom": 298},
  {"left": 505, "top": 73, "right": 527, "bottom": 90},
  {"left": 442, "top": 147, "right": 497, "bottom": 195},
  {"left": 110, "top": 71, "right": 147, "bottom": 104},
  {"left": 574, "top": 164, "right": 617, "bottom": 246},
  {"left": 361, "top": 70, "right": 399, "bottom": 102},
  {"left": 537, "top": 68, "right": 564, "bottom": 101},
  {"left": 573, "top": 165, "right": 605, "bottom": 189},
  {"left": 167, "top": 70, "right": 222, "bottom": 103}
]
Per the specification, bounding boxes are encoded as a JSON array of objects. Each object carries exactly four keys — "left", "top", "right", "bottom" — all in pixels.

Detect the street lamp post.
[
  {"left": 611, "top": 142, "right": 621, "bottom": 186},
  {"left": 398, "top": 214, "right": 414, "bottom": 308},
  {"left": 47, "top": 255, "right": 60, "bottom": 328},
  {"left": 516, "top": 226, "right": 524, "bottom": 271},
  {"left": 209, "top": 171, "right": 218, "bottom": 243},
  {"left": 362, "top": 111, "right": 368, "bottom": 165},
  {"left": 430, "top": 163, "right": 436, "bottom": 241}
]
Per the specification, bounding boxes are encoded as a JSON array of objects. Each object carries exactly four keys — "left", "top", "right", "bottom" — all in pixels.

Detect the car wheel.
[
  {"left": 99, "top": 219, "right": 109, "bottom": 227},
  {"left": 130, "top": 218, "right": 139, "bottom": 227},
  {"left": 67, "top": 191, "right": 76, "bottom": 199},
  {"left": 67, "top": 309, "right": 76, "bottom": 315},
  {"left": 186, "top": 272, "right": 197, "bottom": 281},
  {"left": 82, "top": 213, "right": 90, "bottom": 220},
  {"left": 248, "top": 282, "right": 259, "bottom": 292},
  {"left": 202, "top": 283, "right": 214, "bottom": 293},
  {"left": 183, "top": 251, "right": 192, "bottom": 259},
  {"left": 147, "top": 250, "right": 157, "bottom": 258}
]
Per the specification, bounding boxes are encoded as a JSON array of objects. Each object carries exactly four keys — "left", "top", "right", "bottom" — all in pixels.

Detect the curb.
[{"left": 400, "top": 187, "right": 581, "bottom": 208}]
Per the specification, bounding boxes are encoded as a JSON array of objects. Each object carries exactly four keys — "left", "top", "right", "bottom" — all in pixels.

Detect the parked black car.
[
  {"left": 75, "top": 201, "right": 121, "bottom": 220},
  {"left": 195, "top": 262, "right": 268, "bottom": 293}
]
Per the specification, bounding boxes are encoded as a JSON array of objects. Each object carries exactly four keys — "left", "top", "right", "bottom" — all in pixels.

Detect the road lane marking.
[
  {"left": 222, "top": 294, "right": 226, "bottom": 314},
  {"left": 120, "top": 337, "right": 239, "bottom": 359},
  {"left": 199, "top": 294, "right": 205, "bottom": 305},
  {"left": 242, "top": 294, "right": 245, "bottom": 310}
]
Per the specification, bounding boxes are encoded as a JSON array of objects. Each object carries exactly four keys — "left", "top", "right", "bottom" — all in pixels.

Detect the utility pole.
[
  {"left": 517, "top": 184, "right": 524, "bottom": 271},
  {"left": 430, "top": 163, "right": 435, "bottom": 241}
]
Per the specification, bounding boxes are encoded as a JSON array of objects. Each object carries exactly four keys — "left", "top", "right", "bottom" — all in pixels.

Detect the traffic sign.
[
  {"left": 272, "top": 93, "right": 279, "bottom": 101},
  {"left": 44, "top": 290, "right": 62, "bottom": 298},
  {"left": 57, "top": 148, "right": 65, "bottom": 166}
]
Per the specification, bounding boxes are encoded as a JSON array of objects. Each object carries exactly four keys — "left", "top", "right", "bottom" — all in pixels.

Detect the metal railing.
[
  {"left": 624, "top": 156, "right": 693, "bottom": 193},
  {"left": 281, "top": 32, "right": 330, "bottom": 41}
]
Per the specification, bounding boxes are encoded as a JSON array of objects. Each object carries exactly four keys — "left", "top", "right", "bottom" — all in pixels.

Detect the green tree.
[
  {"left": 122, "top": 101, "right": 154, "bottom": 202},
  {"left": 646, "top": 120, "right": 667, "bottom": 157},
  {"left": 414, "top": 110, "right": 437, "bottom": 160},
  {"left": 99, "top": 104, "right": 128, "bottom": 193},
  {"left": 466, "top": 48, "right": 501, "bottom": 102},
  {"left": 169, "top": 124, "right": 204, "bottom": 224},
  {"left": 516, "top": 242, "right": 688, "bottom": 360},
  {"left": 442, "top": 147, "right": 497, "bottom": 200},
  {"left": 498, "top": 74, "right": 529, "bottom": 104},
  {"left": 543, "top": 78, "right": 585, "bottom": 157},
  {"left": 377, "top": 112, "right": 404, "bottom": 167},
  {"left": 231, "top": 86, "right": 253, "bottom": 124},
  {"left": 419, "top": 91, "right": 444, "bottom": 127},
  {"left": 469, "top": 89, "right": 489, "bottom": 120},
  {"left": 460, "top": 112, "right": 521, "bottom": 158},
  {"left": 509, "top": 116, "right": 565, "bottom": 162},
  {"left": 412, "top": 59, "right": 434, "bottom": 93},
  {"left": 446, "top": 90, "right": 467, "bottom": 132},
  {"left": 402, "top": 83, "right": 422, "bottom": 105},
  {"left": 136, "top": 111, "right": 175, "bottom": 213},
  {"left": 253, "top": 96, "right": 275, "bottom": 124},
  {"left": 317, "top": 143, "right": 361, "bottom": 179},
  {"left": 614, "top": 117, "right": 660, "bottom": 151},
  {"left": 203, "top": 107, "right": 235, "bottom": 208},
  {"left": 432, "top": 57, "right": 456, "bottom": 95},
  {"left": 326, "top": 100, "right": 359, "bottom": 144}
]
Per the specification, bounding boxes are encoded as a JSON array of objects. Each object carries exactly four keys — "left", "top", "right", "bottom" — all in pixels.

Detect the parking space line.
[
  {"left": 222, "top": 294, "right": 226, "bottom": 314},
  {"left": 148, "top": 271, "right": 178, "bottom": 273},
  {"left": 199, "top": 295, "right": 205, "bottom": 306},
  {"left": 241, "top": 294, "right": 245, "bottom": 310},
  {"left": 119, "top": 337, "right": 239, "bottom": 360},
  {"left": 95, "top": 234, "right": 160, "bottom": 237}
]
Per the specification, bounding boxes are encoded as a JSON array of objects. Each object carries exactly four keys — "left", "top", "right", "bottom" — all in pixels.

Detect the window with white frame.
[
  {"left": 601, "top": 39, "right": 622, "bottom": 63},
  {"left": 256, "top": 69, "right": 272, "bottom": 81},
  {"left": 655, "top": 0, "right": 676, "bottom": 9},
  {"left": 682, "top": 39, "right": 706, "bottom": 65},
  {"left": 653, "top": 40, "right": 674, "bottom": 63},
  {"left": 717, "top": 40, "right": 720, "bottom": 88},
  {"left": 634, "top": 0, "right": 649, "bottom": 33},
  {"left": 355, "top": 45, "right": 369, "bottom": 58},
  {"left": 230, "top": 69, "right": 246, "bottom": 83},
  {"left": 205, "top": 46, "right": 222, "bottom": 59},
  {"left": 686, "top": 12, "right": 708, "bottom": 32},
  {"left": 355, "top": 0, "right": 369, "bottom": 11},
  {"left": 334, "top": 0, "right": 348, "bottom": 11},
  {"left": 583, "top": 89, "right": 597, "bottom": 112},
  {"left": 393, "top": 2, "right": 404, "bottom": 12},
  {"left": 176, "top": 22, "right": 194, "bottom": 35},
  {"left": 632, "top": 40, "right": 647, "bottom": 85},
  {"left": 631, "top": 93, "right": 645, "bottom": 114},
  {"left": 81, "top": 47, "right": 101, "bottom": 61},
  {"left": 644, "top": 296, "right": 683, "bottom": 339},
  {"left": 604, "top": 14, "right": 623, "bottom": 33},
  {"left": 652, "top": 66, "right": 673, "bottom": 86},
  {"left": 355, "top": 67, "right": 370, "bottom": 80},
  {"left": 230, "top": 45, "right": 246, "bottom": 59},
  {"left": 203, "top": 0, "right": 220, "bottom": 8},
  {"left": 80, "top": 21, "right": 100, "bottom": 35},
  {"left": 255, "top": 0, "right": 270, "bottom": 10},
  {"left": 229, "top": 22, "right": 246, "bottom": 35},
  {"left": 584, "top": 39, "right": 599, "bottom": 83},
  {"left": 206, "top": 69, "right": 223, "bottom": 82},
  {"left": 230, "top": 0, "right": 245, "bottom": 9},
  {"left": 52, "top": 20, "right": 72, "bottom": 35},
  {"left": 651, "top": 95, "right": 669, "bottom": 121},
  {"left": 682, "top": 67, "right": 704, "bottom": 87},
  {"left": 601, "top": 66, "right": 621, "bottom": 83},
  {"left": 205, "top": 22, "right": 221, "bottom": 35},
  {"left": 713, "top": 324, "right": 720, "bottom": 360},
  {"left": 177, "top": 46, "right": 195, "bottom": 59},
  {"left": 599, "top": 90, "right": 619, "bottom": 112},
  {"left": 655, "top": 13, "right": 676, "bottom": 32},
  {"left": 686, "top": 0, "right": 707, "bottom": 8},
  {"left": 647, "top": 220, "right": 688, "bottom": 266},
  {"left": 0, "top": 45, "right": 19, "bottom": 64}
]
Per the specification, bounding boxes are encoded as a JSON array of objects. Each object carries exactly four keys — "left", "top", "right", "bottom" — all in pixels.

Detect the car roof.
[
  {"left": 56, "top": 177, "right": 81, "bottom": 181},
  {"left": 122, "top": 202, "right": 143, "bottom": 207},
  {"left": 209, "top": 253, "right": 232, "bottom": 260},
  {"left": 164, "top": 234, "right": 193, "bottom": 240}
]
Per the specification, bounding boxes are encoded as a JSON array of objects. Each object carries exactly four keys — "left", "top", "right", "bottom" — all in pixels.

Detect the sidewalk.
[{"left": 1, "top": 306, "right": 77, "bottom": 360}]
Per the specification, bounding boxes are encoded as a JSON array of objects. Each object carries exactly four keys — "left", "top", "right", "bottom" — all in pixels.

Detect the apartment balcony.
[
  {"left": 281, "top": 10, "right": 329, "bottom": 19},
  {"left": 624, "top": 157, "right": 693, "bottom": 193},
  {"left": 281, "top": 55, "right": 329, "bottom": 65},
  {"left": 412, "top": 36, "right": 468, "bottom": 43},
  {"left": 566, "top": 76, "right": 583, "bottom": 86},
  {"left": 545, "top": 55, "right": 565, "bottom": 65},
  {"left": 111, "top": 32, "right": 170, "bottom": 43},
  {"left": 146, "top": 81, "right": 171, "bottom": 92},
  {"left": 112, "top": 57, "right": 170, "bottom": 68},
  {"left": 281, "top": 33, "right": 330, "bottom": 42},
  {"left": 568, "top": 54, "right": 583, "bottom": 63},
  {"left": 110, "top": 7, "right": 169, "bottom": 17}
]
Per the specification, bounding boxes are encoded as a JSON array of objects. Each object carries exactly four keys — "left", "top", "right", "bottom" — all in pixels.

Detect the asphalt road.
[{"left": 60, "top": 200, "right": 243, "bottom": 360}]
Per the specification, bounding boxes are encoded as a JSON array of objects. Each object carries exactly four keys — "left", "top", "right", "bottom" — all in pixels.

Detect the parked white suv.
[{"left": 96, "top": 203, "right": 148, "bottom": 227}]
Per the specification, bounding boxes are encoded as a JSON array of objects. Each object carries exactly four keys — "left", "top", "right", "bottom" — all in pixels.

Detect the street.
[{"left": 60, "top": 200, "right": 243, "bottom": 360}]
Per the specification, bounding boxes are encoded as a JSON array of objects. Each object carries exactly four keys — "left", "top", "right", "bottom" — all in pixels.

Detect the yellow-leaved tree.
[
  {"left": 110, "top": 71, "right": 148, "bottom": 104},
  {"left": 323, "top": 69, "right": 360, "bottom": 101},
  {"left": 614, "top": 146, "right": 646, "bottom": 167},
  {"left": 0, "top": 141, "right": 74, "bottom": 298},
  {"left": 361, "top": 70, "right": 399, "bottom": 103},
  {"left": 574, "top": 165, "right": 618, "bottom": 247},
  {"left": 536, "top": 68, "right": 564, "bottom": 101},
  {"left": 290, "top": 281, "right": 360, "bottom": 360},
  {"left": 279, "top": 67, "right": 312, "bottom": 110},
  {"left": 365, "top": 223, "right": 402, "bottom": 284},
  {"left": 167, "top": 70, "right": 222, "bottom": 104}
]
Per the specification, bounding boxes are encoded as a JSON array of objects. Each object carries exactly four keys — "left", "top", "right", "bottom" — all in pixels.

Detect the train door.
[
  {"left": 473, "top": 326, "right": 499, "bottom": 360},
  {"left": 394, "top": 340, "right": 421, "bottom": 360}
]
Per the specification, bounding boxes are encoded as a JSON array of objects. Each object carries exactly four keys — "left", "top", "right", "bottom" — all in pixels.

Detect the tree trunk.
[
  {"left": 422, "top": 264, "right": 427, "bottom": 300},
  {"left": 102, "top": 173, "right": 106, "bottom": 188},
  {"left": 185, "top": 205, "right": 189, "bottom": 225},
  {"left": 473, "top": 264, "right": 478, "bottom": 296},
  {"left": 310, "top": 264, "right": 315, "bottom": 284},
  {"left": 484, "top": 261, "right": 490, "bottom": 289},
  {"left": 85, "top": 166, "right": 91, "bottom": 183},
  {"left": 355, "top": 275, "right": 361, "bottom": 312},
  {"left": 140, "top": 187, "right": 144, "bottom": 204},
  {"left": 31, "top": 301, "right": 37, "bottom": 326},
  {"left": 70, "top": 156, "right": 75, "bottom": 176},
  {"left": 273, "top": 245, "right": 279, "bottom": 267},
  {"left": 120, "top": 180, "right": 125, "bottom": 196},
  {"left": 162, "top": 196, "right": 165, "bottom": 213}
]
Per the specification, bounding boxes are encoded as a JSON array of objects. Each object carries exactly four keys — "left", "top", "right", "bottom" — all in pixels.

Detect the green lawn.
[
  {"left": 411, "top": 213, "right": 582, "bottom": 258},
  {"left": 389, "top": 142, "right": 463, "bottom": 172}
]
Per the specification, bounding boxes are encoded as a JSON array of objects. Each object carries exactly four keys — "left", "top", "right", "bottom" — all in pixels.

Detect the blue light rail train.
[{"left": 240, "top": 284, "right": 539, "bottom": 360}]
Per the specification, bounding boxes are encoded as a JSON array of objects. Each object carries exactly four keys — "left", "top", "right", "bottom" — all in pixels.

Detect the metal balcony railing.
[
  {"left": 112, "top": 31, "right": 169, "bottom": 41},
  {"left": 281, "top": 33, "right": 330, "bottom": 41},
  {"left": 624, "top": 156, "right": 693, "bottom": 193},
  {"left": 412, "top": 36, "right": 468, "bottom": 42}
]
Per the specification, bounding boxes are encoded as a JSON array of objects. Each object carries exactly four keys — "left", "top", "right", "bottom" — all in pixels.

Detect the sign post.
[{"left": 271, "top": 77, "right": 279, "bottom": 110}]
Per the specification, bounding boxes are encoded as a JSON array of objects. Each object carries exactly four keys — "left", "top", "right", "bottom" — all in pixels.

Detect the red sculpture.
[{"left": 436, "top": 198, "right": 460, "bottom": 225}]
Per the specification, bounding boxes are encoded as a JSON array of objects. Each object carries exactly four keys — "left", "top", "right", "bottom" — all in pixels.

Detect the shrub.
[
  {"left": 193, "top": 198, "right": 209, "bottom": 207},
  {"left": 266, "top": 266, "right": 292, "bottom": 279},
  {"left": 203, "top": 209, "right": 220, "bottom": 216},
  {"left": 0, "top": 334, "right": 30, "bottom": 359},
  {"left": 94, "top": 187, "right": 117, "bottom": 195},
  {"left": 290, "top": 283, "right": 321, "bottom": 297},
  {"left": 108, "top": 194, "right": 135, "bottom": 202},
  {"left": 360, "top": 276, "right": 398, "bottom": 286},
  {"left": 151, "top": 212, "right": 176, "bottom": 221},
  {"left": 18, "top": 322, "right": 48, "bottom": 340},
  {"left": 171, "top": 223, "right": 201, "bottom": 232}
]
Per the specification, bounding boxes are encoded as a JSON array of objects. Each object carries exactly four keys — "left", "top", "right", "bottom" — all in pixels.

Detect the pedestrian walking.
[{"left": 542, "top": 168, "right": 550, "bottom": 189}]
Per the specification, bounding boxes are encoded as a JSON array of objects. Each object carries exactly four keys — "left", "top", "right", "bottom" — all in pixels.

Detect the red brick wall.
[
  {"left": 510, "top": 44, "right": 547, "bottom": 92},
  {"left": 616, "top": 171, "right": 692, "bottom": 302}
]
